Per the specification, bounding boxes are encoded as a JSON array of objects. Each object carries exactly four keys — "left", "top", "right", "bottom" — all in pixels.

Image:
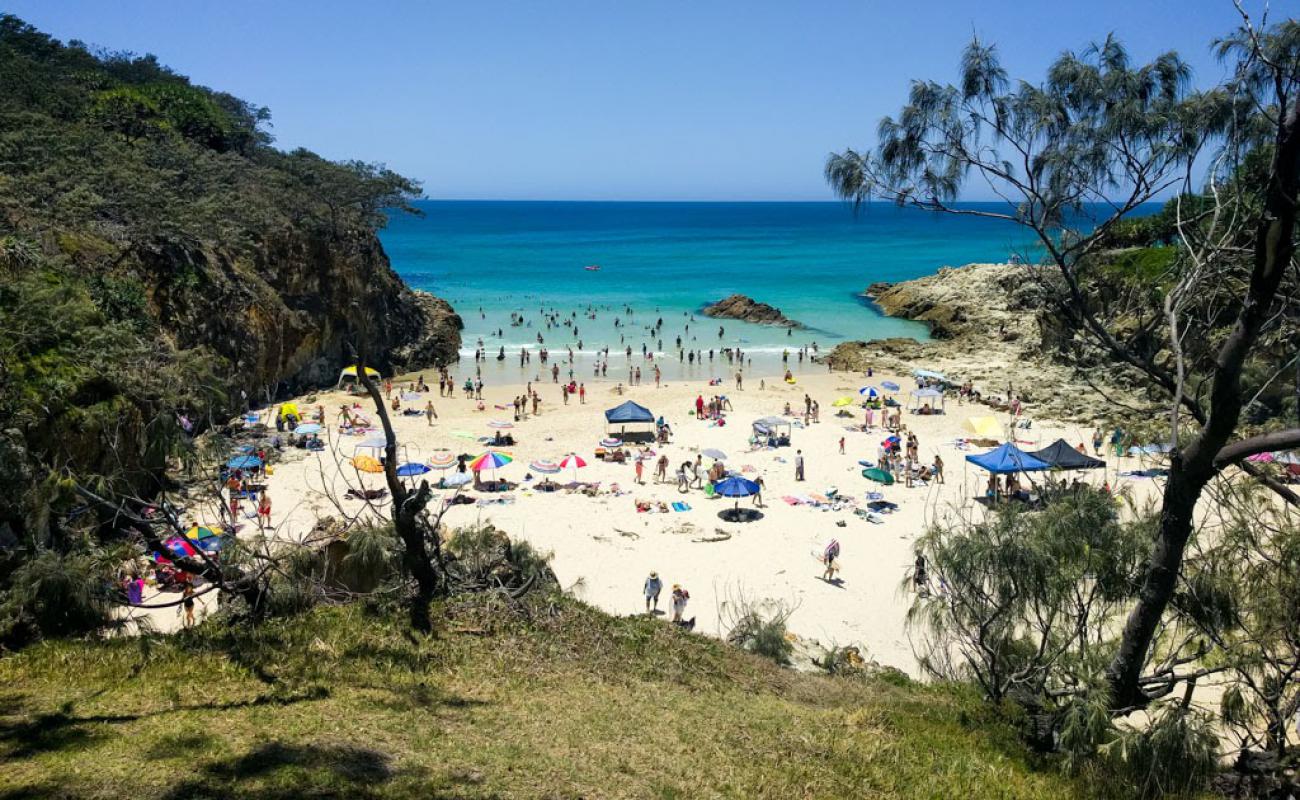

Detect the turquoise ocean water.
[{"left": 380, "top": 201, "right": 1044, "bottom": 381}]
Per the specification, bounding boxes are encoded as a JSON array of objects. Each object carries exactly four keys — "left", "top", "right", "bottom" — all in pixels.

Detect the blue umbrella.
[
  {"left": 226, "top": 455, "right": 263, "bottom": 470},
  {"left": 713, "top": 475, "right": 761, "bottom": 516},
  {"left": 881, "top": 381, "right": 901, "bottom": 392},
  {"left": 396, "top": 462, "right": 431, "bottom": 477},
  {"left": 858, "top": 386, "right": 879, "bottom": 398},
  {"left": 714, "top": 475, "right": 759, "bottom": 497}
]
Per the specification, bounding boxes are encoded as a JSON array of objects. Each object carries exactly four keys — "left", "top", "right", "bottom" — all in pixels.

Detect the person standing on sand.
[
  {"left": 257, "top": 491, "right": 272, "bottom": 529},
  {"left": 656, "top": 454, "right": 669, "bottom": 483},
  {"left": 579, "top": 384, "right": 586, "bottom": 404},
  {"left": 753, "top": 476, "right": 765, "bottom": 507},
  {"left": 425, "top": 401, "right": 437, "bottom": 426},
  {"left": 634, "top": 456, "right": 645, "bottom": 484},
  {"left": 671, "top": 584, "right": 689, "bottom": 623},
  {"left": 1092, "top": 428, "right": 1104, "bottom": 455},
  {"left": 644, "top": 571, "right": 662, "bottom": 613},
  {"left": 838, "top": 437, "right": 845, "bottom": 455},
  {"left": 180, "top": 581, "right": 196, "bottom": 628},
  {"left": 795, "top": 450, "right": 805, "bottom": 481},
  {"left": 933, "top": 454, "right": 944, "bottom": 484},
  {"left": 736, "top": 371, "right": 743, "bottom": 390}
]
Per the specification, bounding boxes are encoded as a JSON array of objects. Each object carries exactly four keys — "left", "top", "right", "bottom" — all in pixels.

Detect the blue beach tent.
[
  {"left": 604, "top": 400, "right": 655, "bottom": 423},
  {"left": 964, "top": 443, "right": 1051, "bottom": 474}
]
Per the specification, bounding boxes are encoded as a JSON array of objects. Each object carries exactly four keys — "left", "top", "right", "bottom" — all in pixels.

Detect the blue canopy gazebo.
[
  {"left": 604, "top": 400, "right": 656, "bottom": 441},
  {"left": 964, "top": 443, "right": 1051, "bottom": 474}
]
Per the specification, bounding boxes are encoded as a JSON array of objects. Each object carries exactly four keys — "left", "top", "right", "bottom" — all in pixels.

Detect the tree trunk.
[{"left": 1107, "top": 100, "right": 1300, "bottom": 710}]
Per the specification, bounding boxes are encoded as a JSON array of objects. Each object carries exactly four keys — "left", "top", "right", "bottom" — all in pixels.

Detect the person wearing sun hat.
[
  {"left": 643, "top": 571, "right": 663, "bottom": 613},
  {"left": 670, "top": 584, "right": 690, "bottom": 623}
]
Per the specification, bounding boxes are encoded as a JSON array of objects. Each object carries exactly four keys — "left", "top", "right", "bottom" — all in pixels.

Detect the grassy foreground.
[{"left": 0, "top": 595, "right": 1096, "bottom": 799}]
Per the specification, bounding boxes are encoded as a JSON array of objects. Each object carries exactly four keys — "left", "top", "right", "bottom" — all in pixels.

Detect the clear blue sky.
[{"left": 4, "top": 0, "right": 1259, "bottom": 200}]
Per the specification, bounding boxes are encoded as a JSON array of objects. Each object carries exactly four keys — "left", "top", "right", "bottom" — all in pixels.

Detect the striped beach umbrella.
[
  {"left": 558, "top": 453, "right": 587, "bottom": 480},
  {"left": 185, "top": 525, "right": 219, "bottom": 541},
  {"left": 859, "top": 386, "right": 879, "bottom": 399},
  {"left": 599, "top": 437, "right": 622, "bottom": 448},
  {"left": 470, "top": 450, "right": 513, "bottom": 482},
  {"left": 428, "top": 452, "right": 456, "bottom": 470},
  {"left": 529, "top": 459, "right": 561, "bottom": 474},
  {"left": 487, "top": 420, "right": 514, "bottom": 429}
]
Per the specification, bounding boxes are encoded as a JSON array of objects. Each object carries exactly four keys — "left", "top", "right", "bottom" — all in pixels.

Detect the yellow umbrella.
[
  {"left": 965, "top": 416, "right": 1003, "bottom": 439},
  {"left": 831, "top": 396, "right": 856, "bottom": 407},
  {"left": 341, "top": 365, "right": 381, "bottom": 378},
  {"left": 351, "top": 455, "right": 384, "bottom": 473}
]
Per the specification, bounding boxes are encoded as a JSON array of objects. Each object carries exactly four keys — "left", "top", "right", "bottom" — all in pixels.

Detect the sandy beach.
[{"left": 174, "top": 361, "right": 1160, "bottom": 676}]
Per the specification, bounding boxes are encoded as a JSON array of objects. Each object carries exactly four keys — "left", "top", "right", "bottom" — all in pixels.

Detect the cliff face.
[{"left": 133, "top": 230, "right": 461, "bottom": 398}]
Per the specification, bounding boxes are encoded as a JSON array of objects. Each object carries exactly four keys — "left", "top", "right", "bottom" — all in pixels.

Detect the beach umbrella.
[
  {"left": 558, "top": 453, "right": 587, "bottom": 480},
  {"left": 226, "top": 454, "right": 262, "bottom": 470},
  {"left": 859, "top": 386, "right": 879, "bottom": 398},
  {"left": 442, "top": 472, "right": 472, "bottom": 488},
  {"left": 164, "top": 536, "right": 199, "bottom": 558},
  {"left": 713, "top": 475, "right": 761, "bottom": 518},
  {"left": 862, "top": 467, "right": 895, "bottom": 485},
  {"left": 881, "top": 381, "right": 901, "bottom": 392},
  {"left": 428, "top": 452, "right": 456, "bottom": 470},
  {"left": 529, "top": 459, "right": 561, "bottom": 474},
  {"left": 1278, "top": 452, "right": 1300, "bottom": 465},
  {"left": 470, "top": 450, "right": 513, "bottom": 482},
  {"left": 294, "top": 423, "right": 322, "bottom": 435},
  {"left": 701, "top": 448, "right": 728, "bottom": 461},
  {"left": 599, "top": 437, "right": 623, "bottom": 448},
  {"left": 401, "top": 392, "right": 422, "bottom": 402},
  {"left": 185, "top": 525, "right": 219, "bottom": 541},
  {"left": 396, "top": 462, "right": 430, "bottom": 478},
  {"left": 487, "top": 420, "right": 514, "bottom": 429},
  {"left": 831, "top": 396, "right": 856, "bottom": 407},
  {"left": 351, "top": 455, "right": 384, "bottom": 474}
]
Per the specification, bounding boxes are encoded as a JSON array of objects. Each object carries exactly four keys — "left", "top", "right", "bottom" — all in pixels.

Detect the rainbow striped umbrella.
[{"left": 470, "top": 450, "right": 513, "bottom": 481}]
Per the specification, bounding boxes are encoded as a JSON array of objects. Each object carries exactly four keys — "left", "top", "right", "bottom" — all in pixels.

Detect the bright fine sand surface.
[{"left": 239, "top": 366, "right": 1160, "bottom": 675}]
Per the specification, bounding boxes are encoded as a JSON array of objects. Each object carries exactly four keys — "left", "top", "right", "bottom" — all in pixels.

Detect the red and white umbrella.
[{"left": 559, "top": 453, "right": 587, "bottom": 480}]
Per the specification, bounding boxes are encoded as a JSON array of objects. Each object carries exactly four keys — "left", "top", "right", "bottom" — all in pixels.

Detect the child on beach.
[{"left": 671, "top": 584, "right": 689, "bottom": 623}]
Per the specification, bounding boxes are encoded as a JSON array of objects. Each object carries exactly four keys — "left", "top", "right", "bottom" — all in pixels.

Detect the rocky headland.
[
  {"left": 829, "top": 262, "right": 1148, "bottom": 422},
  {"left": 702, "top": 294, "right": 803, "bottom": 328}
]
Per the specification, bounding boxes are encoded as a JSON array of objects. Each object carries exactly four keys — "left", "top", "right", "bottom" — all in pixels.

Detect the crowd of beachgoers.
[{"left": 119, "top": 327, "right": 1211, "bottom": 672}]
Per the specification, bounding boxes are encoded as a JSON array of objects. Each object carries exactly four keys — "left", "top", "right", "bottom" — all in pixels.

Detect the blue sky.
[{"left": 5, "top": 0, "right": 1258, "bottom": 200}]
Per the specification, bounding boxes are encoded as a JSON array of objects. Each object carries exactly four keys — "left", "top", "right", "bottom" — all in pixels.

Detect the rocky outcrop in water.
[{"left": 702, "top": 294, "right": 802, "bottom": 328}]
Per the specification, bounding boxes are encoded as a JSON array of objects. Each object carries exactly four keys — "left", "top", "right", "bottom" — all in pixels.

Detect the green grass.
[{"left": 0, "top": 595, "right": 1099, "bottom": 799}]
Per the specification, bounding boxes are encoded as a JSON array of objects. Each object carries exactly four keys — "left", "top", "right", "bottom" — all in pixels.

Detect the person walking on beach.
[
  {"left": 1092, "top": 427, "right": 1104, "bottom": 455},
  {"left": 634, "top": 455, "right": 645, "bottom": 484},
  {"left": 933, "top": 454, "right": 944, "bottom": 484},
  {"left": 579, "top": 383, "right": 586, "bottom": 404},
  {"left": 425, "top": 401, "right": 437, "bottom": 426},
  {"left": 736, "top": 371, "right": 743, "bottom": 390},
  {"left": 838, "top": 436, "right": 845, "bottom": 455},
  {"left": 795, "top": 450, "right": 805, "bottom": 481},
  {"left": 656, "top": 454, "right": 669, "bottom": 483},
  {"left": 671, "top": 584, "right": 689, "bottom": 623},
  {"left": 644, "top": 571, "right": 663, "bottom": 613},
  {"left": 822, "top": 539, "right": 841, "bottom": 583},
  {"left": 695, "top": 394, "right": 705, "bottom": 419},
  {"left": 753, "top": 475, "right": 765, "bottom": 507},
  {"left": 257, "top": 491, "right": 272, "bottom": 529}
]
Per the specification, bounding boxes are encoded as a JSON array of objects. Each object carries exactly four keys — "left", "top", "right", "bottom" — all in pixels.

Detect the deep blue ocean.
[{"left": 379, "top": 201, "right": 1080, "bottom": 378}]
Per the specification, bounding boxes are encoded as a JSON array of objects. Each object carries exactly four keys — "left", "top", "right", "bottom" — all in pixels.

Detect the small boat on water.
[{"left": 583, "top": 264, "right": 601, "bottom": 271}]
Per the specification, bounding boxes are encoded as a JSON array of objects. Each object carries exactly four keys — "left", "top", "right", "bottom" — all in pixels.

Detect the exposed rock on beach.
[
  {"left": 830, "top": 263, "right": 1150, "bottom": 422},
  {"left": 702, "top": 294, "right": 803, "bottom": 328}
]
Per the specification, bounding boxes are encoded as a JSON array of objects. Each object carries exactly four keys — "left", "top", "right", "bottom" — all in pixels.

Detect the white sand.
[{"left": 199, "top": 366, "right": 1163, "bottom": 674}]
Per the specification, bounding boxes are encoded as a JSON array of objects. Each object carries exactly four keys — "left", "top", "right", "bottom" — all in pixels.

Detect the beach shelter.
[
  {"left": 351, "top": 455, "right": 384, "bottom": 474},
  {"left": 913, "top": 369, "right": 947, "bottom": 382},
  {"left": 558, "top": 453, "right": 587, "bottom": 480},
  {"left": 713, "top": 475, "right": 760, "bottom": 517},
  {"left": 470, "top": 450, "right": 513, "bottom": 482},
  {"left": 604, "top": 399, "right": 656, "bottom": 439},
  {"left": 226, "top": 454, "right": 263, "bottom": 470},
  {"left": 1031, "top": 439, "right": 1105, "bottom": 470},
  {"left": 965, "top": 416, "right": 1003, "bottom": 439},
  {"left": 881, "top": 380, "right": 901, "bottom": 392},
  {"left": 752, "top": 416, "right": 793, "bottom": 445},
  {"left": 396, "top": 462, "right": 431, "bottom": 478},
  {"left": 908, "top": 387, "right": 946, "bottom": 412},
  {"left": 964, "top": 443, "right": 1051, "bottom": 474},
  {"left": 337, "top": 365, "right": 381, "bottom": 388},
  {"left": 862, "top": 467, "right": 895, "bottom": 485},
  {"left": 278, "top": 402, "right": 300, "bottom": 422}
]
